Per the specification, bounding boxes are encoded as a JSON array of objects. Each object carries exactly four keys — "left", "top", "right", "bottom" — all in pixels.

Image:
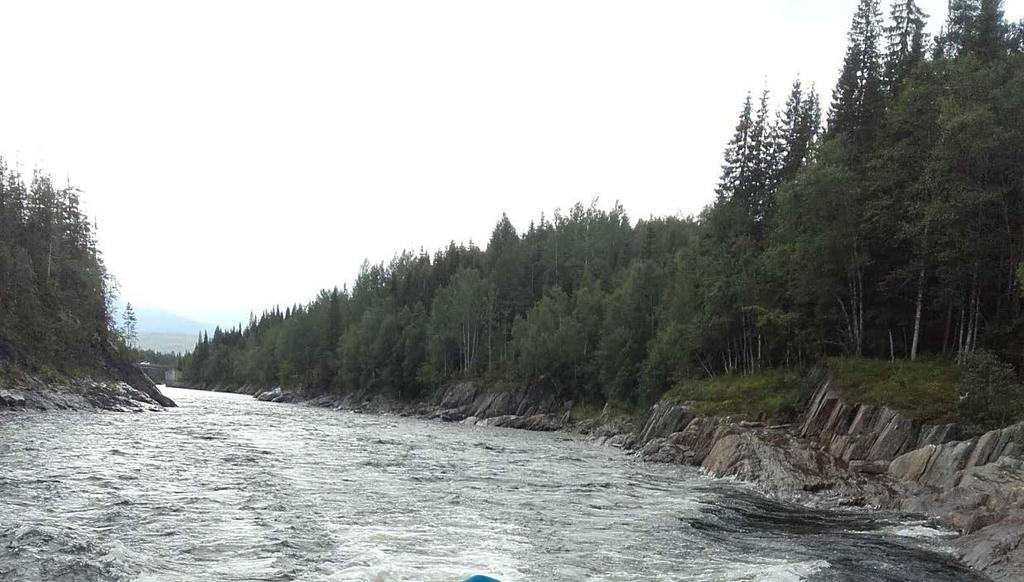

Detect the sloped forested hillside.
[
  {"left": 0, "top": 161, "right": 127, "bottom": 375},
  {"left": 182, "top": 0, "right": 1024, "bottom": 416}
]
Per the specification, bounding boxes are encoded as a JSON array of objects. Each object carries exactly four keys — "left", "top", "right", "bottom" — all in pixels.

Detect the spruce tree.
[
  {"left": 122, "top": 303, "right": 138, "bottom": 349},
  {"left": 801, "top": 85, "right": 823, "bottom": 154},
  {"left": 775, "top": 79, "right": 805, "bottom": 184},
  {"left": 829, "top": 0, "right": 885, "bottom": 153},
  {"left": 884, "top": 0, "right": 928, "bottom": 94},
  {"left": 972, "top": 0, "right": 1007, "bottom": 60},
  {"left": 748, "top": 88, "right": 778, "bottom": 229},
  {"left": 945, "top": 0, "right": 981, "bottom": 56},
  {"left": 775, "top": 79, "right": 821, "bottom": 185},
  {"left": 715, "top": 94, "right": 755, "bottom": 207}
]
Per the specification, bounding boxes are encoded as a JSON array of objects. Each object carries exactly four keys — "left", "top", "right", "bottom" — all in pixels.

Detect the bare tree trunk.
[
  {"left": 856, "top": 268, "right": 864, "bottom": 357},
  {"left": 842, "top": 265, "right": 865, "bottom": 357},
  {"left": 956, "top": 297, "right": 967, "bottom": 364},
  {"left": 965, "top": 284, "right": 978, "bottom": 355},
  {"left": 960, "top": 279, "right": 981, "bottom": 361},
  {"left": 744, "top": 319, "right": 753, "bottom": 375},
  {"left": 462, "top": 323, "right": 469, "bottom": 372},
  {"left": 910, "top": 268, "right": 925, "bottom": 361},
  {"left": 942, "top": 300, "right": 953, "bottom": 354},
  {"left": 837, "top": 295, "right": 855, "bottom": 356},
  {"left": 971, "top": 285, "right": 981, "bottom": 353},
  {"left": 889, "top": 329, "right": 895, "bottom": 362}
]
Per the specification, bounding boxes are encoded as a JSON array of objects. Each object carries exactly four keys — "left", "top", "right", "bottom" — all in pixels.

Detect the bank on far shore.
[
  {"left": 178, "top": 358, "right": 1024, "bottom": 582},
  {"left": 0, "top": 356, "right": 176, "bottom": 412}
]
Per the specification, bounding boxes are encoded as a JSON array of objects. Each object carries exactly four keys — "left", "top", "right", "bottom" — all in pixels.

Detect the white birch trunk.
[{"left": 910, "top": 268, "right": 925, "bottom": 361}]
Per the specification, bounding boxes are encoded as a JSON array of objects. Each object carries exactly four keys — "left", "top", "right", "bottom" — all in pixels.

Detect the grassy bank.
[
  {"left": 826, "top": 357, "right": 962, "bottom": 424},
  {"left": 660, "top": 357, "right": 967, "bottom": 425},
  {"left": 663, "top": 368, "right": 806, "bottom": 422}
]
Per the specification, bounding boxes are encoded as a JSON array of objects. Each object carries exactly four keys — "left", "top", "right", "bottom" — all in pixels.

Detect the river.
[{"left": 0, "top": 387, "right": 985, "bottom": 581}]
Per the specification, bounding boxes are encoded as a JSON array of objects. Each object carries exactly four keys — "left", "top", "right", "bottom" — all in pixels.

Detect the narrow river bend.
[{"left": 0, "top": 387, "right": 984, "bottom": 581}]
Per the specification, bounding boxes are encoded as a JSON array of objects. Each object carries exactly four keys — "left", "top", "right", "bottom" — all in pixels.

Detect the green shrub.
[{"left": 959, "top": 350, "right": 1024, "bottom": 432}]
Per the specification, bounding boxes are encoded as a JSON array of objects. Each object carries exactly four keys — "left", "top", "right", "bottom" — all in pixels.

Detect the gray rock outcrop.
[
  {"left": 0, "top": 375, "right": 173, "bottom": 411},
  {"left": 800, "top": 378, "right": 959, "bottom": 464}
]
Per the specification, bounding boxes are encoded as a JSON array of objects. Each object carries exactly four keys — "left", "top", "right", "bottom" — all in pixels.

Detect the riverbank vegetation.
[
  {"left": 663, "top": 369, "right": 805, "bottom": 421},
  {"left": 182, "top": 1, "right": 1024, "bottom": 429},
  {"left": 828, "top": 357, "right": 962, "bottom": 424},
  {"left": 0, "top": 161, "right": 130, "bottom": 377}
]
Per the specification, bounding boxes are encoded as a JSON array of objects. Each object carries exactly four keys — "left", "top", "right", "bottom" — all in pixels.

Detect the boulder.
[
  {"left": 955, "top": 516, "right": 1024, "bottom": 582},
  {"left": 700, "top": 426, "right": 900, "bottom": 507},
  {"left": 271, "top": 391, "right": 295, "bottom": 403},
  {"left": 256, "top": 387, "right": 283, "bottom": 402},
  {"left": 889, "top": 445, "right": 936, "bottom": 482},
  {"left": 0, "top": 389, "right": 27, "bottom": 408},
  {"left": 919, "top": 440, "right": 977, "bottom": 489}
]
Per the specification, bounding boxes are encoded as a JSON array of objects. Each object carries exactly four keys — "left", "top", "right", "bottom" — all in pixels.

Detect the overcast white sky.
[{"left": 2, "top": 1, "right": 1020, "bottom": 327}]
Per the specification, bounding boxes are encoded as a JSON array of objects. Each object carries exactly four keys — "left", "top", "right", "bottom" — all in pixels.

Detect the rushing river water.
[{"left": 0, "top": 387, "right": 985, "bottom": 582}]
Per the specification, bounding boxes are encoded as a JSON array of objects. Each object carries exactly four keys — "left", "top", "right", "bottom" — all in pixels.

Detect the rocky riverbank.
[
  {"left": 185, "top": 374, "right": 1022, "bottom": 581},
  {"left": 0, "top": 361, "right": 176, "bottom": 412}
]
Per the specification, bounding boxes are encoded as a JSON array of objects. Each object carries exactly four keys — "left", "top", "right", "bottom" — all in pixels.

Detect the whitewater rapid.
[{"left": 0, "top": 387, "right": 982, "bottom": 581}]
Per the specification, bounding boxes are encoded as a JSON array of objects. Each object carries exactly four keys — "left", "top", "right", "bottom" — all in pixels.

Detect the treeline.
[
  {"left": 183, "top": 0, "right": 1024, "bottom": 409},
  {"left": 0, "top": 160, "right": 122, "bottom": 373}
]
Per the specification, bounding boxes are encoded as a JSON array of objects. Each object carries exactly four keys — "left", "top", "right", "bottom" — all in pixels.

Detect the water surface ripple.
[{"left": 0, "top": 387, "right": 982, "bottom": 581}]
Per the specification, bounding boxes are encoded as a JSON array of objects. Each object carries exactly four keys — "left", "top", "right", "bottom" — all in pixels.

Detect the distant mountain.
[
  {"left": 112, "top": 303, "right": 210, "bottom": 353},
  {"left": 133, "top": 306, "right": 208, "bottom": 335},
  {"left": 137, "top": 333, "right": 199, "bottom": 354}
]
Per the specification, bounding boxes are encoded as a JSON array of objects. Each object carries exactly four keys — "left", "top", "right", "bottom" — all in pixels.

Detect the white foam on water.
[
  {"left": 847, "top": 519, "right": 956, "bottom": 542},
  {"left": 719, "top": 558, "right": 832, "bottom": 582},
  {"left": 0, "top": 388, "right": 983, "bottom": 582},
  {"left": 754, "top": 559, "right": 831, "bottom": 582},
  {"left": 880, "top": 523, "right": 955, "bottom": 540}
]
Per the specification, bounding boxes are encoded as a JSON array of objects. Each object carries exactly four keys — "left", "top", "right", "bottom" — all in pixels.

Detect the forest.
[
  {"left": 182, "top": 0, "right": 1024, "bottom": 416},
  {"left": 0, "top": 161, "right": 126, "bottom": 375}
]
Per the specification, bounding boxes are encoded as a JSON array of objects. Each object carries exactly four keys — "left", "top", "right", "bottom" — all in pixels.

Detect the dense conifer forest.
[
  {"left": 0, "top": 160, "right": 125, "bottom": 375},
  {"left": 183, "top": 1, "right": 1024, "bottom": 414}
]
